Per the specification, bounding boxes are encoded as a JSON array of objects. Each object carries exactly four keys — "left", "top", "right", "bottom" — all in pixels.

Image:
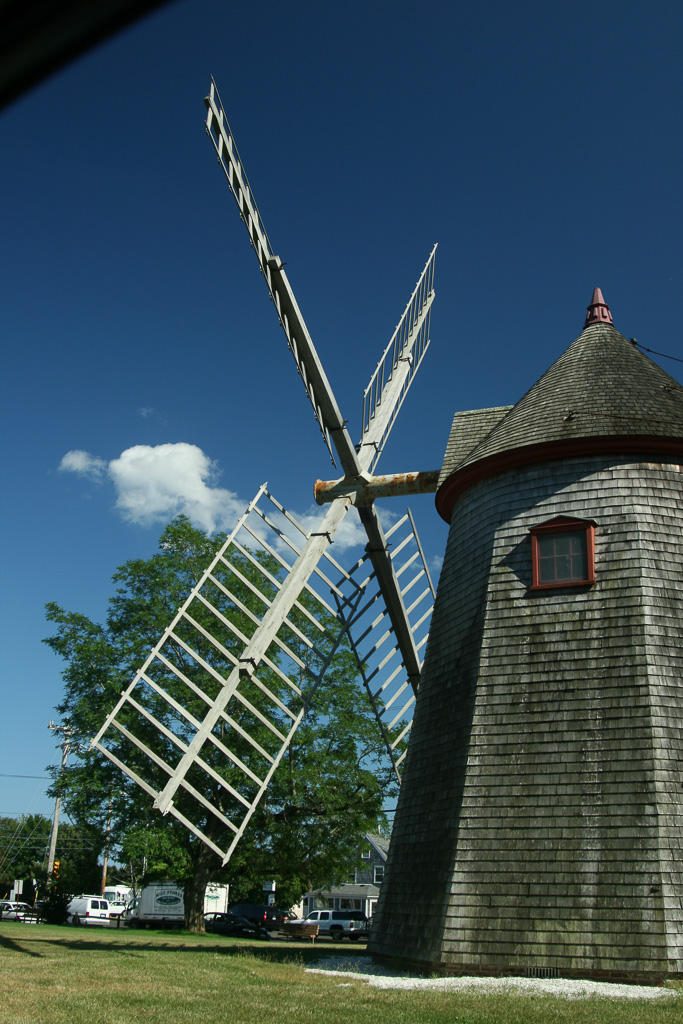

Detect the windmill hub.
[{"left": 314, "top": 469, "right": 441, "bottom": 506}]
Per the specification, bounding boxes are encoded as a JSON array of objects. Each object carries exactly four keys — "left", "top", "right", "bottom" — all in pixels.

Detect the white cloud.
[
  {"left": 108, "top": 443, "right": 244, "bottom": 533},
  {"left": 59, "top": 442, "right": 245, "bottom": 534},
  {"left": 429, "top": 554, "right": 443, "bottom": 581},
  {"left": 58, "top": 443, "right": 374, "bottom": 556},
  {"left": 59, "top": 449, "right": 107, "bottom": 480}
]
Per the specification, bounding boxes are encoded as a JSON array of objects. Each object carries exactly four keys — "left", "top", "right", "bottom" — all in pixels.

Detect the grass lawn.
[{"left": 0, "top": 921, "right": 679, "bottom": 1024}]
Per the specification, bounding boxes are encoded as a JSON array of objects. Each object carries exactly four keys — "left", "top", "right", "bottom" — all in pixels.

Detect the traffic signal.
[{"left": 53, "top": 860, "right": 60, "bottom": 878}]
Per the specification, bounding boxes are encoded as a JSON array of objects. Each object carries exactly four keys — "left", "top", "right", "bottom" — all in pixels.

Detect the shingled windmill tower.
[{"left": 369, "top": 291, "right": 683, "bottom": 982}]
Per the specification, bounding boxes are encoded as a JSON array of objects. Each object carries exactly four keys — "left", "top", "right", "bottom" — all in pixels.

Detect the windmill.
[{"left": 90, "top": 79, "right": 441, "bottom": 866}]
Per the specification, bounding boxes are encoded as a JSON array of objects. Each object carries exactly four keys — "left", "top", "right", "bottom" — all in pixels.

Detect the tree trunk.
[{"left": 184, "top": 854, "right": 212, "bottom": 932}]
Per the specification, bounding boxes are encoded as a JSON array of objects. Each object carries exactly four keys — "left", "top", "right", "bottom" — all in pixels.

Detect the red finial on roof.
[{"left": 584, "top": 287, "right": 613, "bottom": 328}]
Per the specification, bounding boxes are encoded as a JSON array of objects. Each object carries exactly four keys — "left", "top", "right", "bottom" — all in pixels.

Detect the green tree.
[
  {"left": 44, "top": 516, "right": 396, "bottom": 930},
  {"left": 0, "top": 814, "right": 101, "bottom": 903}
]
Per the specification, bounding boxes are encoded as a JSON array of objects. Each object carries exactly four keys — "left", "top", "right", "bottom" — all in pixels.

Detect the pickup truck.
[{"left": 297, "top": 910, "right": 369, "bottom": 941}]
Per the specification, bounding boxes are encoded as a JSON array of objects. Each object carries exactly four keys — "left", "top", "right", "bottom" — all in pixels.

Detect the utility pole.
[
  {"left": 46, "top": 720, "right": 76, "bottom": 877},
  {"left": 100, "top": 790, "right": 114, "bottom": 896}
]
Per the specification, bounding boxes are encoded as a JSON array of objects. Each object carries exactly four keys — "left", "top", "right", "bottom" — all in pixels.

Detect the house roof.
[
  {"left": 307, "top": 883, "right": 380, "bottom": 899},
  {"left": 438, "top": 406, "right": 513, "bottom": 488},
  {"left": 366, "top": 833, "right": 389, "bottom": 860},
  {"left": 436, "top": 302, "right": 683, "bottom": 522}
]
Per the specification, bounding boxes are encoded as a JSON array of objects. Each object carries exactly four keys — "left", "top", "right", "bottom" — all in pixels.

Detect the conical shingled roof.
[{"left": 436, "top": 319, "right": 683, "bottom": 522}]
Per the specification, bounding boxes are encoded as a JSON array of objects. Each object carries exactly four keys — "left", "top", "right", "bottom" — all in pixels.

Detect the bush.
[{"left": 41, "top": 891, "right": 70, "bottom": 925}]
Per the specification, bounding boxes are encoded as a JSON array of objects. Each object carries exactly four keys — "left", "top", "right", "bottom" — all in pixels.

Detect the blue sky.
[{"left": 1, "top": 0, "right": 681, "bottom": 821}]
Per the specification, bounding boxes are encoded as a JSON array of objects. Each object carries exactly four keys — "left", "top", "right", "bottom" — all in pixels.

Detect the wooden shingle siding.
[{"left": 369, "top": 455, "right": 682, "bottom": 980}]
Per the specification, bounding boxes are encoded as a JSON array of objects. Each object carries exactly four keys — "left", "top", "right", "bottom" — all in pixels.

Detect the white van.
[{"left": 66, "top": 895, "right": 110, "bottom": 926}]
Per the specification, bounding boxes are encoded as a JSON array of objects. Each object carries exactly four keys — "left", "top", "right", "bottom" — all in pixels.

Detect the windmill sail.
[
  {"left": 205, "top": 79, "right": 435, "bottom": 687},
  {"left": 205, "top": 78, "right": 352, "bottom": 470},
  {"left": 91, "top": 486, "right": 365, "bottom": 864},
  {"left": 335, "top": 508, "right": 435, "bottom": 782},
  {"left": 88, "top": 81, "right": 440, "bottom": 866},
  {"left": 90, "top": 484, "right": 431, "bottom": 862},
  {"left": 361, "top": 245, "right": 436, "bottom": 473}
]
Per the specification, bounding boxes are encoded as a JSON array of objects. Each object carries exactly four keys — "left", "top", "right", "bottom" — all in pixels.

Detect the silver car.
[{"left": 0, "top": 900, "right": 34, "bottom": 921}]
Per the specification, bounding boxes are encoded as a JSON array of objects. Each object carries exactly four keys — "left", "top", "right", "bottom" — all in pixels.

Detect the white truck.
[
  {"left": 103, "top": 885, "right": 134, "bottom": 921},
  {"left": 125, "top": 882, "right": 229, "bottom": 928}
]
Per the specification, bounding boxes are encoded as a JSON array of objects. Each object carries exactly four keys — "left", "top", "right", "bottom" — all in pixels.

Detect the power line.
[
  {"left": 0, "top": 816, "right": 48, "bottom": 875},
  {"left": 0, "top": 773, "right": 49, "bottom": 780},
  {"left": 631, "top": 339, "right": 683, "bottom": 365}
]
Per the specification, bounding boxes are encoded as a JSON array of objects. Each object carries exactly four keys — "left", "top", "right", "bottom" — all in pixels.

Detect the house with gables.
[{"left": 303, "top": 833, "right": 388, "bottom": 918}]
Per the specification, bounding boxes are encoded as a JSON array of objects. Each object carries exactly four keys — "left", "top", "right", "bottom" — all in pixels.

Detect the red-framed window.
[{"left": 529, "top": 516, "right": 596, "bottom": 590}]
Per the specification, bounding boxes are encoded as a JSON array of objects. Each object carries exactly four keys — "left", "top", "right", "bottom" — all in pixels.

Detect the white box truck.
[
  {"left": 103, "top": 885, "right": 134, "bottom": 920},
  {"left": 203, "top": 883, "right": 230, "bottom": 915},
  {"left": 125, "top": 882, "right": 229, "bottom": 928}
]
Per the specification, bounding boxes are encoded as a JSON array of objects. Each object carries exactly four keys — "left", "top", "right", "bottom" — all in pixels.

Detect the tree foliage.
[
  {"left": 44, "top": 516, "right": 397, "bottom": 928},
  {"left": 0, "top": 813, "right": 101, "bottom": 903}
]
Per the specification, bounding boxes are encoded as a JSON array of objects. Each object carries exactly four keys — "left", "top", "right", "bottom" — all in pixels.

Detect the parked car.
[
  {"left": 229, "top": 904, "right": 291, "bottom": 931},
  {"left": 303, "top": 909, "right": 369, "bottom": 941},
  {"left": 204, "top": 912, "right": 269, "bottom": 939},
  {"left": 0, "top": 901, "right": 34, "bottom": 921},
  {"left": 65, "top": 895, "right": 110, "bottom": 925}
]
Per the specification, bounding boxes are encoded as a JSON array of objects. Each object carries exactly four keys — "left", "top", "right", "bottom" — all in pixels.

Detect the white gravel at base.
[{"left": 305, "top": 956, "right": 678, "bottom": 999}]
